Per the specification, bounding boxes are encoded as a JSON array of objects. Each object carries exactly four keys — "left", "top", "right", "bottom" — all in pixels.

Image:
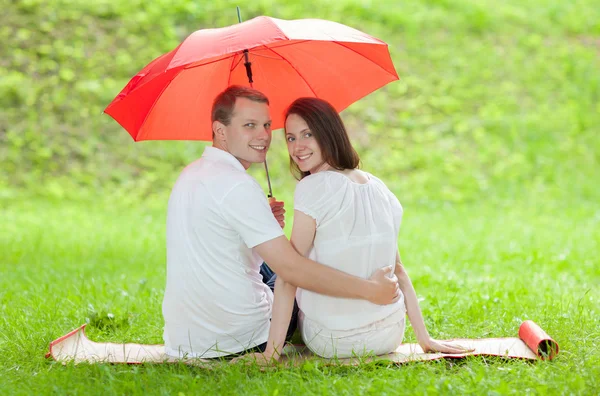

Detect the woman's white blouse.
[{"left": 294, "top": 170, "right": 405, "bottom": 330}]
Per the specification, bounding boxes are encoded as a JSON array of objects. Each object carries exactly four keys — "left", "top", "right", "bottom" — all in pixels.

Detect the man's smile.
[{"left": 249, "top": 144, "right": 268, "bottom": 152}]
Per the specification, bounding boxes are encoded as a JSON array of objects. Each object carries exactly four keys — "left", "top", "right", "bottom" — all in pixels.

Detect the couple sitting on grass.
[{"left": 162, "top": 86, "right": 468, "bottom": 362}]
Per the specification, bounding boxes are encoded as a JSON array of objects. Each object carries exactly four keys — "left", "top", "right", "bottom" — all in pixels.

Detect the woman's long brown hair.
[{"left": 284, "top": 98, "right": 360, "bottom": 180}]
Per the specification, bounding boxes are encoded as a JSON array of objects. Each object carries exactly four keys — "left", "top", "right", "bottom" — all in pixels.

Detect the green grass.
[{"left": 1, "top": 197, "right": 598, "bottom": 394}]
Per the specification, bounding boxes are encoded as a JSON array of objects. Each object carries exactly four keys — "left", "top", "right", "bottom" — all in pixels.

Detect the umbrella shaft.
[
  {"left": 264, "top": 159, "right": 273, "bottom": 198},
  {"left": 237, "top": 8, "right": 253, "bottom": 84}
]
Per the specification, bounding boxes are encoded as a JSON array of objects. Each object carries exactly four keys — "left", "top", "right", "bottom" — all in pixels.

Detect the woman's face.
[{"left": 285, "top": 114, "right": 329, "bottom": 174}]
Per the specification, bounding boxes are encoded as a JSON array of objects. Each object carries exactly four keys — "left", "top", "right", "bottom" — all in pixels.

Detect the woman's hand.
[
  {"left": 231, "top": 351, "right": 279, "bottom": 366},
  {"left": 419, "top": 337, "right": 474, "bottom": 354}
]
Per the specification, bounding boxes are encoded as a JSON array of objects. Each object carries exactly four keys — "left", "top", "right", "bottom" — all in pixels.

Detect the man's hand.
[
  {"left": 367, "top": 266, "right": 401, "bottom": 305},
  {"left": 269, "top": 197, "right": 286, "bottom": 228},
  {"left": 419, "top": 337, "right": 475, "bottom": 354}
]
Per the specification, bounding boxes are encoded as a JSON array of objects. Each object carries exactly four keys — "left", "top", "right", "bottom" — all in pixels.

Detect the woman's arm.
[
  {"left": 395, "top": 251, "right": 430, "bottom": 344},
  {"left": 262, "top": 211, "right": 317, "bottom": 361},
  {"left": 289, "top": 210, "right": 317, "bottom": 257},
  {"left": 396, "top": 250, "right": 473, "bottom": 354}
]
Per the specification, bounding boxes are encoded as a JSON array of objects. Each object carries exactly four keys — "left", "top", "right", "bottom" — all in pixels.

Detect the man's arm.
[
  {"left": 254, "top": 235, "right": 399, "bottom": 305},
  {"left": 221, "top": 182, "right": 398, "bottom": 304}
]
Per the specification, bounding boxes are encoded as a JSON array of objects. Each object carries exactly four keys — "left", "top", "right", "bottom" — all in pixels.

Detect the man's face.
[{"left": 215, "top": 98, "right": 272, "bottom": 169}]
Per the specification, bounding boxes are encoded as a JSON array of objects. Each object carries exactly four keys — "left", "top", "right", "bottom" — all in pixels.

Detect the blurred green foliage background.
[{"left": 1, "top": 0, "right": 599, "bottom": 206}]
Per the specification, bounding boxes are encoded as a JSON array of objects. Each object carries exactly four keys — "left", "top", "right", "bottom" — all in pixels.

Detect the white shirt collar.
[{"left": 202, "top": 146, "right": 246, "bottom": 172}]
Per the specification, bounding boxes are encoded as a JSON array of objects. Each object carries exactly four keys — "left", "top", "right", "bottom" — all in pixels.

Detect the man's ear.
[{"left": 213, "top": 121, "right": 226, "bottom": 141}]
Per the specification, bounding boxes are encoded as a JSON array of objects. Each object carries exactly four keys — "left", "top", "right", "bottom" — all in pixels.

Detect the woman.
[{"left": 257, "top": 98, "right": 468, "bottom": 361}]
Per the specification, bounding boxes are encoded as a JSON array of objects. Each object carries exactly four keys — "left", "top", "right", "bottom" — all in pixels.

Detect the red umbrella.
[
  {"left": 104, "top": 14, "right": 398, "bottom": 197},
  {"left": 104, "top": 15, "right": 398, "bottom": 141}
]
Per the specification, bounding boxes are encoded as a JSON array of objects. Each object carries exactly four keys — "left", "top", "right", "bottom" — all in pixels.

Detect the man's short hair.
[{"left": 211, "top": 85, "right": 270, "bottom": 126}]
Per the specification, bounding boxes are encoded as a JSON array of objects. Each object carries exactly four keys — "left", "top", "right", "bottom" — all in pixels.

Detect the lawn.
[{"left": 1, "top": 197, "right": 598, "bottom": 394}]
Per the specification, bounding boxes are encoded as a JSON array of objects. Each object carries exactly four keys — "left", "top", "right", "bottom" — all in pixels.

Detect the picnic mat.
[{"left": 46, "top": 320, "right": 558, "bottom": 366}]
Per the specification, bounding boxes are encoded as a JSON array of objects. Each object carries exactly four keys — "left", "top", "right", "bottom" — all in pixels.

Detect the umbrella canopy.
[{"left": 104, "top": 16, "right": 398, "bottom": 141}]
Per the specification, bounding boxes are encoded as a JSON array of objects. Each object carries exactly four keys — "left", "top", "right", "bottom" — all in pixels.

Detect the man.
[{"left": 162, "top": 86, "right": 400, "bottom": 359}]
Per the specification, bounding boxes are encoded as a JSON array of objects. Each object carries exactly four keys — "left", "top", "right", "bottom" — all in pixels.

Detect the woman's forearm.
[
  {"left": 395, "top": 262, "right": 431, "bottom": 343},
  {"left": 264, "top": 276, "right": 298, "bottom": 359}
]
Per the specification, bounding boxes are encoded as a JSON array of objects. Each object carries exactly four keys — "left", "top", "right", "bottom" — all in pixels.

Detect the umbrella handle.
[{"left": 243, "top": 50, "right": 254, "bottom": 84}]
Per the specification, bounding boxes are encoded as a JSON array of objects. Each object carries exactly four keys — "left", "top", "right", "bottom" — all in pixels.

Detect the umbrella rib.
[
  {"left": 183, "top": 54, "right": 236, "bottom": 70},
  {"left": 264, "top": 46, "right": 318, "bottom": 97},
  {"left": 332, "top": 41, "right": 399, "bottom": 79},
  {"left": 227, "top": 55, "right": 237, "bottom": 86},
  {"left": 249, "top": 52, "right": 283, "bottom": 61},
  {"left": 134, "top": 70, "right": 182, "bottom": 141},
  {"left": 114, "top": 46, "right": 181, "bottom": 100},
  {"left": 230, "top": 53, "right": 244, "bottom": 71}
]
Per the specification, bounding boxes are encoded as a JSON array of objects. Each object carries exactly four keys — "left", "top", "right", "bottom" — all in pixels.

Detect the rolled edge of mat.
[
  {"left": 46, "top": 324, "right": 87, "bottom": 361},
  {"left": 518, "top": 320, "right": 559, "bottom": 360}
]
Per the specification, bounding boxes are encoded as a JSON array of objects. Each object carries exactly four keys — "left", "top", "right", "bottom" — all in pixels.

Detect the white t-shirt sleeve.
[
  {"left": 221, "top": 180, "right": 284, "bottom": 248},
  {"left": 293, "top": 174, "right": 331, "bottom": 227}
]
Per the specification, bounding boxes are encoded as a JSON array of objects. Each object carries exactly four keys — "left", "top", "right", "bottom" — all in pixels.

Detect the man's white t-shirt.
[
  {"left": 294, "top": 170, "right": 406, "bottom": 331},
  {"left": 162, "top": 146, "right": 284, "bottom": 358}
]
